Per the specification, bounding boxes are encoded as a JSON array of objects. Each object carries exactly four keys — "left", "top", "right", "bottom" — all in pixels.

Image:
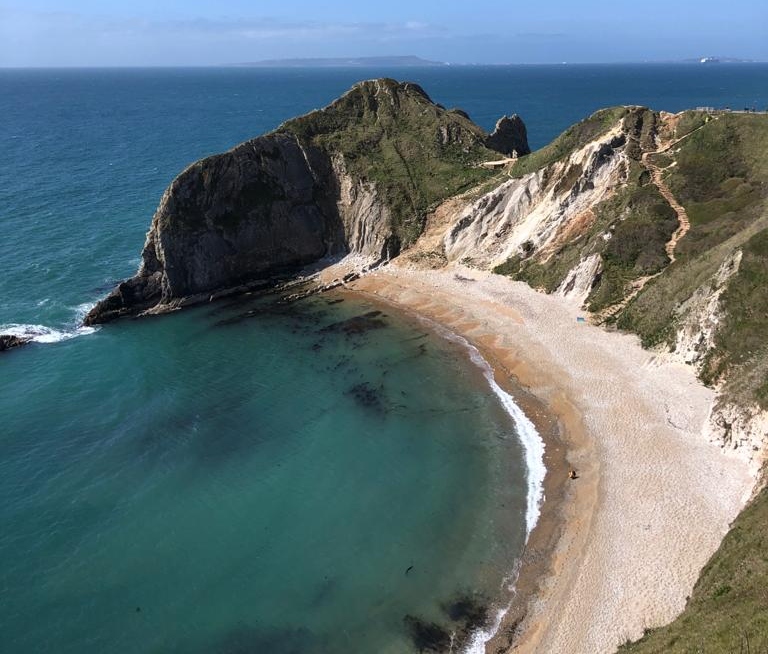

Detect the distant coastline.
[
  {"left": 222, "top": 56, "right": 764, "bottom": 69},
  {"left": 227, "top": 55, "right": 447, "bottom": 68}
]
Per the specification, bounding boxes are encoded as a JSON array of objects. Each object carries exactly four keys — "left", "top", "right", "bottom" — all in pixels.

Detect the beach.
[{"left": 342, "top": 261, "right": 756, "bottom": 654}]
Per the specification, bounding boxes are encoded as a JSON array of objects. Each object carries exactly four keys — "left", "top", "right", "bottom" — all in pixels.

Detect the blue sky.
[{"left": 1, "top": 0, "right": 766, "bottom": 66}]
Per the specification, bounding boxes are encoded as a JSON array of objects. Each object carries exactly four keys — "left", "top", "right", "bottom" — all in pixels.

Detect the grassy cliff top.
[{"left": 277, "top": 78, "right": 499, "bottom": 247}]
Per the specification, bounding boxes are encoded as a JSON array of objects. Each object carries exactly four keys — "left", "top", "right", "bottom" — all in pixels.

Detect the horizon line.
[{"left": 2, "top": 60, "right": 767, "bottom": 70}]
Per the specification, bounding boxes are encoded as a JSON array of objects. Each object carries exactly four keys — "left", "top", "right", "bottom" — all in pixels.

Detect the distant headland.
[{"left": 227, "top": 55, "right": 447, "bottom": 68}]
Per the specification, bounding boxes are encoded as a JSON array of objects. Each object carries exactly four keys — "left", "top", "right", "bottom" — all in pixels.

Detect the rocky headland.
[{"left": 84, "top": 79, "right": 522, "bottom": 324}]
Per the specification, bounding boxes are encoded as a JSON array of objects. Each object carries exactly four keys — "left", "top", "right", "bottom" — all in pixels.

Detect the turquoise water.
[
  {"left": 1, "top": 293, "right": 527, "bottom": 652},
  {"left": 2, "top": 64, "right": 768, "bottom": 653}
]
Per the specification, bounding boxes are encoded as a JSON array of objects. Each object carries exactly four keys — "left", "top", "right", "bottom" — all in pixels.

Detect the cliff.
[
  {"left": 401, "top": 104, "right": 768, "bottom": 651},
  {"left": 405, "top": 105, "right": 768, "bottom": 651},
  {"left": 85, "top": 79, "right": 515, "bottom": 324}
]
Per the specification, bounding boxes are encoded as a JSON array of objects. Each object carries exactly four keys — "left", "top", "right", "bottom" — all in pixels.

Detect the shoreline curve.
[{"left": 341, "top": 261, "right": 754, "bottom": 654}]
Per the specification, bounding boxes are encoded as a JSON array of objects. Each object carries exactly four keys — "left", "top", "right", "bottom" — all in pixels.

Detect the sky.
[{"left": 1, "top": 0, "right": 766, "bottom": 67}]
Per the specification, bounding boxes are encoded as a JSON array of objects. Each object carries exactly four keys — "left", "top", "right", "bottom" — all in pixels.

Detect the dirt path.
[
  {"left": 596, "top": 116, "right": 717, "bottom": 321},
  {"left": 641, "top": 151, "right": 691, "bottom": 264},
  {"left": 642, "top": 115, "right": 719, "bottom": 263}
]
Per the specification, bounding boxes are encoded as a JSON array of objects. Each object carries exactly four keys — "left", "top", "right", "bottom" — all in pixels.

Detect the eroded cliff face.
[
  {"left": 422, "top": 107, "right": 768, "bottom": 472},
  {"left": 672, "top": 251, "right": 743, "bottom": 368},
  {"left": 85, "top": 133, "right": 344, "bottom": 323},
  {"left": 330, "top": 154, "right": 396, "bottom": 262},
  {"left": 444, "top": 123, "right": 627, "bottom": 269}
]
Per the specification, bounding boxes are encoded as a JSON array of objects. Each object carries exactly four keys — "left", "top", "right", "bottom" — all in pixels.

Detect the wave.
[
  {"left": 425, "top": 323, "right": 546, "bottom": 533},
  {"left": 1, "top": 303, "right": 99, "bottom": 345},
  {"left": 411, "top": 318, "right": 546, "bottom": 654}
]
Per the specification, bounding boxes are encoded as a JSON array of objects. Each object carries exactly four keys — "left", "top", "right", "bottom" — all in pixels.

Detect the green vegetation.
[
  {"left": 619, "top": 114, "right": 768, "bottom": 403},
  {"left": 618, "top": 487, "right": 768, "bottom": 654},
  {"left": 510, "top": 107, "right": 628, "bottom": 177},
  {"left": 492, "top": 109, "right": 768, "bottom": 654},
  {"left": 279, "top": 79, "right": 497, "bottom": 248},
  {"left": 702, "top": 229, "right": 768, "bottom": 407},
  {"left": 668, "top": 114, "right": 768, "bottom": 259},
  {"left": 587, "top": 178, "right": 677, "bottom": 311},
  {"left": 494, "top": 157, "right": 676, "bottom": 311}
]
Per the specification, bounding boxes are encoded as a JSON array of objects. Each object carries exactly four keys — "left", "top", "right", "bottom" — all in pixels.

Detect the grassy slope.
[
  {"left": 510, "top": 106, "right": 628, "bottom": 177},
  {"left": 618, "top": 487, "right": 768, "bottom": 654},
  {"left": 618, "top": 113, "right": 768, "bottom": 407},
  {"left": 278, "top": 79, "right": 497, "bottom": 248}
]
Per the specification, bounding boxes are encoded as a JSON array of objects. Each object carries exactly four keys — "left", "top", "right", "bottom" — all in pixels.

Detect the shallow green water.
[{"left": 0, "top": 292, "right": 528, "bottom": 653}]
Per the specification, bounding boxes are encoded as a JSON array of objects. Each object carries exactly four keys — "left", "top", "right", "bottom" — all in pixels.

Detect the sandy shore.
[{"left": 339, "top": 262, "right": 755, "bottom": 654}]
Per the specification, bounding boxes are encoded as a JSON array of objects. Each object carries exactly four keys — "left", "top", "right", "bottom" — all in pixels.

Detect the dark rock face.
[
  {"left": 0, "top": 334, "right": 32, "bottom": 352},
  {"left": 85, "top": 134, "right": 344, "bottom": 324},
  {"left": 485, "top": 114, "right": 531, "bottom": 157}
]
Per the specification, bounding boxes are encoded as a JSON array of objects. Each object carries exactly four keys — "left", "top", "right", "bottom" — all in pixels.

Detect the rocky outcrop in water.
[
  {"left": 0, "top": 334, "right": 31, "bottom": 352},
  {"left": 86, "top": 79, "right": 510, "bottom": 324}
]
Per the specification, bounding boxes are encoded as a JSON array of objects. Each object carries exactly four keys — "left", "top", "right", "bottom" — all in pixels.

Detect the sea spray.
[
  {"left": 1, "top": 303, "right": 98, "bottom": 345},
  {"left": 0, "top": 323, "right": 97, "bottom": 344}
]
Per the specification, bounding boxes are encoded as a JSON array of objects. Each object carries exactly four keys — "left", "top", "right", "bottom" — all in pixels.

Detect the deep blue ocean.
[{"left": 2, "top": 64, "right": 767, "bottom": 653}]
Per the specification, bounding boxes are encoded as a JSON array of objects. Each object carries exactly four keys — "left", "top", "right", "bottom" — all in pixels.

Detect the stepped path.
[{"left": 597, "top": 116, "right": 717, "bottom": 322}]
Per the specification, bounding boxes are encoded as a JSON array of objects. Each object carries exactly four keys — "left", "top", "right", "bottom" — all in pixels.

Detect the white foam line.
[
  {"left": 426, "top": 322, "right": 546, "bottom": 533},
  {"left": 1, "top": 302, "right": 100, "bottom": 345},
  {"left": 0, "top": 323, "right": 97, "bottom": 344},
  {"left": 413, "top": 317, "right": 546, "bottom": 654}
]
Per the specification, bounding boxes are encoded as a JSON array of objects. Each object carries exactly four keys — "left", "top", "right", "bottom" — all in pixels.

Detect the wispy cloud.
[{"left": 0, "top": 9, "right": 452, "bottom": 65}]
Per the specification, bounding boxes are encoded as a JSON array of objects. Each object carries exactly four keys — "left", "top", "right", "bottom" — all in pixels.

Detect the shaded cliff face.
[
  {"left": 86, "top": 78, "right": 507, "bottom": 324},
  {"left": 85, "top": 133, "right": 341, "bottom": 323},
  {"left": 485, "top": 115, "right": 530, "bottom": 157}
]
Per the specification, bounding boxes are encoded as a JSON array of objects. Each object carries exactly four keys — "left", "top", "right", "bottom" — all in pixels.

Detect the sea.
[{"left": 2, "top": 64, "right": 767, "bottom": 654}]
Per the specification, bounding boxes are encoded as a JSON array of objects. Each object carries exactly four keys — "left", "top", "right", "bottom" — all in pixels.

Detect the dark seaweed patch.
[
  {"left": 403, "top": 593, "right": 491, "bottom": 653},
  {"left": 346, "top": 382, "right": 387, "bottom": 414},
  {"left": 403, "top": 615, "right": 452, "bottom": 653},
  {"left": 212, "top": 294, "right": 329, "bottom": 329},
  {"left": 443, "top": 593, "right": 490, "bottom": 632},
  {"left": 318, "top": 311, "right": 387, "bottom": 336}
]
